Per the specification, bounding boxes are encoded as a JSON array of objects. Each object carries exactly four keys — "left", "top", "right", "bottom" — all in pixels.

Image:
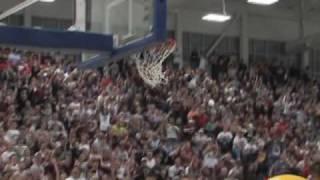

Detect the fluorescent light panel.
[
  {"left": 247, "top": 0, "right": 279, "bottom": 5},
  {"left": 40, "top": 0, "right": 55, "bottom": 2},
  {"left": 202, "top": 13, "right": 231, "bottom": 22}
]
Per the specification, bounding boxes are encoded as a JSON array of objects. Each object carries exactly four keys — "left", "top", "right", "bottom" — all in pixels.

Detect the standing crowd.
[{"left": 0, "top": 47, "right": 320, "bottom": 180}]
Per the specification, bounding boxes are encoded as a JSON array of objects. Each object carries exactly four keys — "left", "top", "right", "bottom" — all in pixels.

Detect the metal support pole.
[
  {"left": 23, "top": 8, "right": 32, "bottom": 27},
  {"left": 128, "top": 0, "right": 133, "bottom": 36},
  {"left": 0, "top": 0, "right": 39, "bottom": 21},
  {"left": 75, "top": 0, "right": 86, "bottom": 31},
  {"left": 299, "top": 0, "right": 305, "bottom": 39},
  {"left": 175, "top": 11, "right": 184, "bottom": 68},
  {"left": 299, "top": 0, "right": 310, "bottom": 69}
]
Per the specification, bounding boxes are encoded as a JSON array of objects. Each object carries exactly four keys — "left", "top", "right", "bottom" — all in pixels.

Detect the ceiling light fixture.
[
  {"left": 202, "top": 0, "right": 231, "bottom": 22},
  {"left": 40, "top": 0, "right": 55, "bottom": 3},
  {"left": 202, "top": 13, "right": 231, "bottom": 22},
  {"left": 247, "top": 0, "right": 279, "bottom": 5}
]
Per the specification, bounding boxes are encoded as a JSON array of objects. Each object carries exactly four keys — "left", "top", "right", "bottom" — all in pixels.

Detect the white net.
[{"left": 132, "top": 39, "right": 176, "bottom": 87}]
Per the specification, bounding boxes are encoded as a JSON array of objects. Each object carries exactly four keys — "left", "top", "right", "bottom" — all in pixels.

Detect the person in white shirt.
[
  {"left": 4, "top": 120, "right": 20, "bottom": 145},
  {"left": 242, "top": 141, "right": 258, "bottom": 163},
  {"left": 66, "top": 166, "right": 86, "bottom": 180},
  {"left": 168, "top": 158, "right": 184, "bottom": 180},
  {"left": 199, "top": 56, "right": 208, "bottom": 71},
  {"left": 166, "top": 122, "right": 180, "bottom": 140},
  {"left": 203, "top": 150, "right": 218, "bottom": 169},
  {"left": 8, "top": 50, "right": 21, "bottom": 65},
  {"left": 232, "top": 131, "right": 248, "bottom": 160},
  {"left": 99, "top": 106, "right": 111, "bottom": 132},
  {"left": 142, "top": 151, "right": 156, "bottom": 171}
]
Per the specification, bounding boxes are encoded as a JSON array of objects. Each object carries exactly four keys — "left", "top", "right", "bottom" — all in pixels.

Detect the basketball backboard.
[
  {"left": 80, "top": 0, "right": 167, "bottom": 68},
  {"left": 105, "top": 0, "right": 154, "bottom": 48},
  {"left": 0, "top": 0, "right": 167, "bottom": 69}
]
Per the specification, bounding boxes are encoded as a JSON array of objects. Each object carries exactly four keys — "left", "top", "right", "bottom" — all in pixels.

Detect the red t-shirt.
[
  {"left": 276, "top": 121, "right": 288, "bottom": 134},
  {"left": 197, "top": 114, "right": 209, "bottom": 128},
  {"left": 303, "top": 164, "right": 309, "bottom": 177},
  {"left": 100, "top": 78, "right": 112, "bottom": 89},
  {"left": 0, "top": 61, "right": 9, "bottom": 71},
  {"left": 18, "top": 64, "right": 32, "bottom": 76},
  {"left": 188, "top": 111, "right": 209, "bottom": 128}
]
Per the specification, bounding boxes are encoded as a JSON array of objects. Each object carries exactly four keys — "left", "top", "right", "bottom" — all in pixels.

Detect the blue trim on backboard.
[{"left": 0, "top": 26, "right": 114, "bottom": 52}]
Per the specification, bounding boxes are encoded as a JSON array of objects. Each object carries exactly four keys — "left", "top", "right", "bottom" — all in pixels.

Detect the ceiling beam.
[{"left": 0, "top": 0, "right": 40, "bottom": 21}]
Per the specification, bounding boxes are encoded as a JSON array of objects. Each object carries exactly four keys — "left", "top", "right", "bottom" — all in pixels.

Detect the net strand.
[{"left": 132, "top": 40, "right": 176, "bottom": 87}]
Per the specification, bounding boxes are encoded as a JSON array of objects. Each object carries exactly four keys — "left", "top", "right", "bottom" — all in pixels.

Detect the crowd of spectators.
[{"left": 0, "top": 47, "right": 320, "bottom": 180}]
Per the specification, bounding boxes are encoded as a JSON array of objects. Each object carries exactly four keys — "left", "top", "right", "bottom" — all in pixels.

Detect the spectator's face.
[{"left": 79, "top": 150, "right": 89, "bottom": 162}]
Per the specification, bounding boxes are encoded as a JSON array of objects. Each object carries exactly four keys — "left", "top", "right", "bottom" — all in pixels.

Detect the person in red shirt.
[
  {"left": 274, "top": 118, "right": 289, "bottom": 137},
  {"left": 0, "top": 48, "right": 9, "bottom": 71},
  {"left": 100, "top": 76, "right": 113, "bottom": 90},
  {"left": 0, "top": 61, "right": 9, "bottom": 71},
  {"left": 188, "top": 106, "right": 208, "bottom": 128}
]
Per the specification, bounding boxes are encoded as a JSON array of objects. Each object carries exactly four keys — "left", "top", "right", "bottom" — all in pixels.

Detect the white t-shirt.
[
  {"left": 77, "top": 144, "right": 90, "bottom": 151},
  {"left": 243, "top": 143, "right": 258, "bottom": 155},
  {"left": 188, "top": 77, "right": 197, "bottom": 89},
  {"left": 203, "top": 153, "right": 218, "bottom": 168},
  {"left": 8, "top": 53, "right": 21, "bottom": 64},
  {"left": 166, "top": 125, "right": 179, "bottom": 139},
  {"left": 145, "top": 158, "right": 156, "bottom": 169},
  {"left": 99, "top": 113, "right": 111, "bottom": 131},
  {"left": 256, "top": 137, "right": 266, "bottom": 149},
  {"left": 168, "top": 165, "right": 183, "bottom": 179},
  {"left": 14, "top": 145, "right": 28, "bottom": 157},
  {"left": 117, "top": 165, "right": 126, "bottom": 179},
  {"left": 1, "top": 151, "right": 15, "bottom": 163},
  {"left": 296, "top": 110, "right": 306, "bottom": 123},
  {"left": 150, "top": 139, "right": 160, "bottom": 150},
  {"left": 233, "top": 135, "right": 247, "bottom": 150},
  {"left": 199, "top": 56, "right": 207, "bottom": 70},
  {"left": 66, "top": 176, "right": 86, "bottom": 180},
  {"left": 4, "top": 129, "right": 20, "bottom": 144},
  {"left": 193, "top": 133, "right": 211, "bottom": 146}
]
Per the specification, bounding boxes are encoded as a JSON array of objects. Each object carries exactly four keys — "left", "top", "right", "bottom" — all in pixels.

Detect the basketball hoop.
[{"left": 132, "top": 39, "right": 176, "bottom": 87}]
